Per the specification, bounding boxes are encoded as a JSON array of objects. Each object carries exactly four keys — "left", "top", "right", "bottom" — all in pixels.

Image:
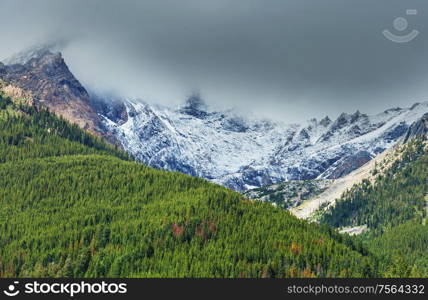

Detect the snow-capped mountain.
[
  {"left": 2, "top": 46, "right": 427, "bottom": 191},
  {"left": 102, "top": 94, "right": 428, "bottom": 191}
]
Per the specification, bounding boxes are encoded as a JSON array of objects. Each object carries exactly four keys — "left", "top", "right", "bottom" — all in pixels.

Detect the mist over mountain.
[
  {"left": 1, "top": 0, "right": 428, "bottom": 122},
  {"left": 1, "top": 1, "right": 428, "bottom": 280},
  {"left": 1, "top": 45, "right": 427, "bottom": 191},
  {"left": 103, "top": 95, "right": 428, "bottom": 191}
]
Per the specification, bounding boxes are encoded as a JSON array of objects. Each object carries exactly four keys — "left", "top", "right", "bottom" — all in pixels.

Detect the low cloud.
[{"left": 0, "top": 0, "right": 427, "bottom": 122}]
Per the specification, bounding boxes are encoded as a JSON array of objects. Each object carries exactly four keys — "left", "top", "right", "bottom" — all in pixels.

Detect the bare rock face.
[
  {"left": 179, "top": 95, "right": 209, "bottom": 119},
  {"left": 322, "top": 150, "right": 373, "bottom": 179},
  {"left": 403, "top": 112, "right": 428, "bottom": 142},
  {"left": 89, "top": 93, "right": 128, "bottom": 126},
  {"left": 1, "top": 47, "right": 104, "bottom": 137}
]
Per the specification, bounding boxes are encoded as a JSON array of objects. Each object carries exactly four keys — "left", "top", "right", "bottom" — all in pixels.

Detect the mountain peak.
[
  {"left": 2, "top": 45, "right": 60, "bottom": 66},
  {"left": 403, "top": 113, "right": 428, "bottom": 142},
  {"left": 319, "top": 116, "right": 331, "bottom": 127},
  {"left": 350, "top": 110, "right": 367, "bottom": 123},
  {"left": 330, "top": 112, "right": 351, "bottom": 130},
  {"left": 184, "top": 94, "right": 207, "bottom": 110},
  {"left": 179, "top": 94, "right": 208, "bottom": 118},
  {"left": 0, "top": 44, "right": 107, "bottom": 139}
]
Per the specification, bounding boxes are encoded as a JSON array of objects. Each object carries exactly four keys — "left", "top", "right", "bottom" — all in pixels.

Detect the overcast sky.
[{"left": 1, "top": 0, "right": 427, "bottom": 122}]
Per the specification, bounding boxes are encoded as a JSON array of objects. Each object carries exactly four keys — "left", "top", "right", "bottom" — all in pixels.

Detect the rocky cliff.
[{"left": 0, "top": 46, "right": 107, "bottom": 138}]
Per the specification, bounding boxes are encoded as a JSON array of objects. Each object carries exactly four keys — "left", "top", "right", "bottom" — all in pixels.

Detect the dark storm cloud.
[{"left": 1, "top": 0, "right": 428, "bottom": 122}]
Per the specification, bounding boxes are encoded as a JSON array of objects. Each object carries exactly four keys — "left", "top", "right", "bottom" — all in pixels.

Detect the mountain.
[
  {"left": 0, "top": 45, "right": 118, "bottom": 145},
  {"left": 244, "top": 118, "right": 428, "bottom": 276},
  {"left": 321, "top": 130, "right": 428, "bottom": 232},
  {"left": 2, "top": 46, "right": 427, "bottom": 192},
  {"left": 404, "top": 112, "right": 428, "bottom": 142},
  {"left": 319, "top": 122, "right": 428, "bottom": 277},
  {"left": 0, "top": 93, "right": 379, "bottom": 278},
  {"left": 245, "top": 113, "right": 428, "bottom": 218},
  {"left": 102, "top": 95, "right": 428, "bottom": 191}
]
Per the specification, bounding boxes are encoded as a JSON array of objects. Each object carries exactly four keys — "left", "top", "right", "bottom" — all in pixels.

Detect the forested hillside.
[
  {"left": 367, "top": 222, "right": 428, "bottom": 277},
  {"left": 320, "top": 136, "right": 428, "bottom": 277},
  {"left": 0, "top": 95, "right": 130, "bottom": 162},
  {"left": 0, "top": 94, "right": 378, "bottom": 278},
  {"left": 321, "top": 138, "right": 427, "bottom": 231}
]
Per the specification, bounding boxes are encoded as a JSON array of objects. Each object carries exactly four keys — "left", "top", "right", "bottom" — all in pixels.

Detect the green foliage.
[
  {"left": 367, "top": 222, "right": 428, "bottom": 277},
  {"left": 0, "top": 155, "right": 379, "bottom": 278},
  {"left": 0, "top": 94, "right": 378, "bottom": 278}
]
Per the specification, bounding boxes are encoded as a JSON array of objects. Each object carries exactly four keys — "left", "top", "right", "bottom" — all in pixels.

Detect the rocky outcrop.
[
  {"left": 322, "top": 151, "right": 373, "bottom": 179},
  {"left": 1, "top": 46, "right": 104, "bottom": 137},
  {"left": 89, "top": 93, "right": 128, "bottom": 125},
  {"left": 179, "top": 95, "right": 209, "bottom": 119},
  {"left": 403, "top": 113, "right": 428, "bottom": 142}
]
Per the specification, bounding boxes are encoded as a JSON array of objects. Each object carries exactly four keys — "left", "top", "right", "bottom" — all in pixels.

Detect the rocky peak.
[
  {"left": 350, "top": 110, "right": 363, "bottom": 122},
  {"left": 403, "top": 113, "right": 428, "bottom": 142},
  {"left": 298, "top": 128, "right": 310, "bottom": 140},
  {"left": 0, "top": 46, "right": 108, "bottom": 140},
  {"left": 319, "top": 116, "right": 331, "bottom": 127},
  {"left": 221, "top": 115, "right": 249, "bottom": 132},
  {"left": 384, "top": 107, "right": 403, "bottom": 114},
  {"left": 410, "top": 102, "right": 421, "bottom": 110},
  {"left": 179, "top": 94, "right": 208, "bottom": 118},
  {"left": 330, "top": 113, "right": 351, "bottom": 131},
  {"left": 2, "top": 45, "right": 57, "bottom": 66},
  {"left": 89, "top": 93, "right": 128, "bottom": 126}
]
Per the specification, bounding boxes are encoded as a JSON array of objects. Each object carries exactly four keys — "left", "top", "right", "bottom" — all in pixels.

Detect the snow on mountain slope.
[
  {"left": 102, "top": 96, "right": 428, "bottom": 191},
  {"left": 2, "top": 45, "right": 55, "bottom": 66}
]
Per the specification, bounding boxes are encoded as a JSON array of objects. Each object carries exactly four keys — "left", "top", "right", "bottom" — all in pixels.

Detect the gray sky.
[{"left": 1, "top": 0, "right": 427, "bottom": 122}]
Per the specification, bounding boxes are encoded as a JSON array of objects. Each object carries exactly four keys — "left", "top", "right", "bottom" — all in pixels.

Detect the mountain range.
[
  {"left": 1, "top": 45, "right": 427, "bottom": 192},
  {"left": 0, "top": 47, "right": 428, "bottom": 191},
  {"left": 103, "top": 96, "right": 428, "bottom": 191}
]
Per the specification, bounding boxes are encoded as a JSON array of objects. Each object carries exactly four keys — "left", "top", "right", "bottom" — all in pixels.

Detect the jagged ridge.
[
  {"left": 102, "top": 95, "right": 428, "bottom": 191},
  {"left": 2, "top": 46, "right": 427, "bottom": 191}
]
